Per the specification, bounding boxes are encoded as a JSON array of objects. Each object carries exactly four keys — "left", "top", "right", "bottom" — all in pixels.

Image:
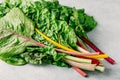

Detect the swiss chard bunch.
[
  {"left": 0, "top": 0, "right": 115, "bottom": 77},
  {"left": 0, "top": 7, "right": 69, "bottom": 67}
]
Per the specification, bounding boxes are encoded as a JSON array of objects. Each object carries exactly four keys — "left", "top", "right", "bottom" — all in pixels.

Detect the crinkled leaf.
[
  {"left": 20, "top": 46, "right": 69, "bottom": 67},
  {"left": 0, "top": 8, "right": 35, "bottom": 65},
  {"left": 0, "top": 8, "right": 34, "bottom": 38}
]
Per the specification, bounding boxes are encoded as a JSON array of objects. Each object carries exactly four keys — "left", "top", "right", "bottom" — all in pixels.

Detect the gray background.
[{"left": 0, "top": 0, "right": 120, "bottom": 80}]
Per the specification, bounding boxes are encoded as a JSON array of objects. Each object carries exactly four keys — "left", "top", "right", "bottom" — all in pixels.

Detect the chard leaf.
[
  {"left": 28, "top": 3, "right": 78, "bottom": 49},
  {"left": 20, "top": 46, "right": 68, "bottom": 67},
  {"left": 0, "top": 29, "right": 33, "bottom": 65},
  {"left": 0, "top": 8, "right": 35, "bottom": 65},
  {"left": 1, "top": 55, "right": 27, "bottom": 66},
  {"left": 0, "top": 8, "right": 34, "bottom": 38}
]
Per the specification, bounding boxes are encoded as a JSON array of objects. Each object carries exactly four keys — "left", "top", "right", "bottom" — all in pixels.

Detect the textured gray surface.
[{"left": 0, "top": 0, "right": 120, "bottom": 80}]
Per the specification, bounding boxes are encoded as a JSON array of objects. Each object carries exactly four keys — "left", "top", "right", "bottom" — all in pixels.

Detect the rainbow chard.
[
  {"left": 0, "top": 8, "right": 80, "bottom": 67},
  {"left": 0, "top": 7, "right": 67, "bottom": 66},
  {"left": 0, "top": 0, "right": 115, "bottom": 77},
  {"left": 69, "top": 7, "right": 115, "bottom": 64}
]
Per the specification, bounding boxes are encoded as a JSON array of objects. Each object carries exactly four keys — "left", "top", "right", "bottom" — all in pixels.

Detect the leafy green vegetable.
[
  {"left": 0, "top": 29, "right": 31, "bottom": 65},
  {"left": 0, "top": 8, "right": 35, "bottom": 65},
  {"left": 0, "top": 0, "right": 115, "bottom": 76},
  {"left": 0, "top": 0, "right": 97, "bottom": 67},
  {"left": 23, "top": 1, "right": 78, "bottom": 49},
  {"left": 0, "top": 7, "right": 69, "bottom": 66},
  {"left": 77, "top": 9, "right": 97, "bottom": 32},
  {"left": 20, "top": 46, "right": 68, "bottom": 67},
  {"left": 0, "top": 8, "right": 34, "bottom": 37},
  {"left": 1, "top": 55, "right": 27, "bottom": 66}
]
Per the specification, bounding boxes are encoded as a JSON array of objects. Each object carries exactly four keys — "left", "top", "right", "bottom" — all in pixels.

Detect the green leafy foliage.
[
  {"left": 0, "top": 0, "right": 97, "bottom": 67},
  {"left": 0, "top": 8, "right": 34, "bottom": 65},
  {"left": 0, "top": 29, "right": 32, "bottom": 65},
  {"left": 0, "top": 8, "right": 34, "bottom": 37},
  {"left": 77, "top": 9, "right": 97, "bottom": 32},
  {"left": 21, "top": 46, "right": 68, "bottom": 67}
]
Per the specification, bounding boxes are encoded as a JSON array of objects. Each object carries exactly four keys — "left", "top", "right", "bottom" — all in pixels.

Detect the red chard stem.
[{"left": 80, "top": 36, "right": 115, "bottom": 64}]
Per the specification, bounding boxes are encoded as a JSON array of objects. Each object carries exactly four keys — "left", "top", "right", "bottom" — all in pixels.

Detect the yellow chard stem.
[
  {"left": 35, "top": 28, "right": 108, "bottom": 59},
  {"left": 35, "top": 28, "right": 76, "bottom": 52}
]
